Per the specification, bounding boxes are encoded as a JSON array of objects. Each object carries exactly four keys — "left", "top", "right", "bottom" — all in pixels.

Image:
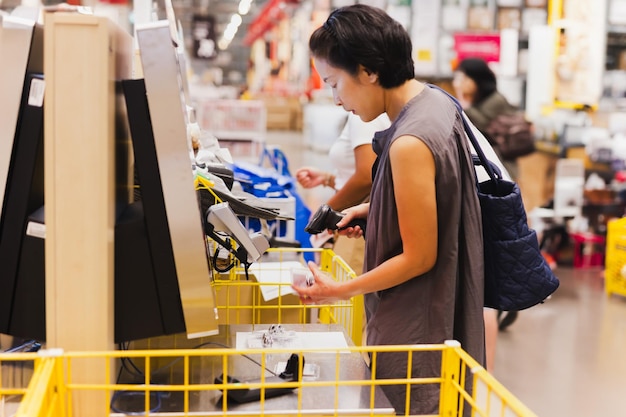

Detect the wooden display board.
[
  {"left": 44, "top": 12, "right": 133, "bottom": 416},
  {"left": 44, "top": 10, "right": 132, "bottom": 352},
  {"left": 549, "top": 0, "right": 607, "bottom": 108}
]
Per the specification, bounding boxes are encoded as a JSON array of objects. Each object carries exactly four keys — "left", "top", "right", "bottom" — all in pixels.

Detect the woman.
[
  {"left": 291, "top": 5, "right": 487, "bottom": 414},
  {"left": 453, "top": 57, "right": 520, "bottom": 179}
]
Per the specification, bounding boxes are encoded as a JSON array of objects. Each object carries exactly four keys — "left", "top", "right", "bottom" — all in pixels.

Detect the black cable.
[
  {"left": 183, "top": 341, "right": 278, "bottom": 376},
  {"left": 117, "top": 340, "right": 278, "bottom": 381},
  {"left": 243, "top": 262, "right": 251, "bottom": 280},
  {"left": 210, "top": 237, "right": 253, "bottom": 280},
  {"left": 212, "top": 247, "right": 237, "bottom": 273},
  {"left": 110, "top": 390, "right": 163, "bottom": 415},
  {"left": 112, "top": 340, "right": 278, "bottom": 414},
  {"left": 204, "top": 224, "right": 254, "bottom": 278},
  {"left": 118, "top": 342, "right": 145, "bottom": 380}
]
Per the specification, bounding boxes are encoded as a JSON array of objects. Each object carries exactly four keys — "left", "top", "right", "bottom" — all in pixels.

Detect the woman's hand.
[
  {"left": 291, "top": 261, "right": 346, "bottom": 305},
  {"left": 335, "top": 203, "right": 368, "bottom": 238},
  {"left": 295, "top": 167, "right": 326, "bottom": 189}
]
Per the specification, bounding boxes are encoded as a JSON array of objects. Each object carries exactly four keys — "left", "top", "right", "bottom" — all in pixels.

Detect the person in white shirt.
[{"left": 296, "top": 112, "right": 390, "bottom": 273}]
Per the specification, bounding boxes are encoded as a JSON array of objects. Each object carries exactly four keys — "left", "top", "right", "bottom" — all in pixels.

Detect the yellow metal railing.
[
  {"left": 3, "top": 248, "right": 538, "bottom": 417},
  {"left": 7, "top": 342, "right": 538, "bottom": 417},
  {"left": 0, "top": 352, "right": 50, "bottom": 417},
  {"left": 13, "top": 353, "right": 63, "bottom": 417},
  {"left": 605, "top": 217, "right": 626, "bottom": 298},
  {"left": 213, "top": 248, "right": 363, "bottom": 346}
]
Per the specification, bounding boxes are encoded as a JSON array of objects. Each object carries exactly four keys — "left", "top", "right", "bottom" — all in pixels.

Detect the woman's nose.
[{"left": 332, "top": 91, "right": 342, "bottom": 106}]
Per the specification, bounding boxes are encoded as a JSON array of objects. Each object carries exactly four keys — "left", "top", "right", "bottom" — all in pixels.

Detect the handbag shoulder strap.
[{"left": 427, "top": 84, "right": 502, "bottom": 183}]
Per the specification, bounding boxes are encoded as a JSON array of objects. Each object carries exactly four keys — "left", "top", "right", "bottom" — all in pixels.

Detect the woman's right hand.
[
  {"left": 336, "top": 203, "right": 369, "bottom": 238},
  {"left": 295, "top": 167, "right": 325, "bottom": 189}
]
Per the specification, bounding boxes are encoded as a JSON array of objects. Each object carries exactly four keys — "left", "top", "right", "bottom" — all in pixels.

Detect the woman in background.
[
  {"left": 295, "top": 113, "right": 390, "bottom": 273},
  {"left": 453, "top": 57, "right": 520, "bottom": 180}
]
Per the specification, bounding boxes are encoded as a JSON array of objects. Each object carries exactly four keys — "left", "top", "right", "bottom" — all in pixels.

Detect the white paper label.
[
  {"left": 26, "top": 221, "right": 46, "bottom": 239},
  {"left": 27, "top": 78, "right": 45, "bottom": 108}
]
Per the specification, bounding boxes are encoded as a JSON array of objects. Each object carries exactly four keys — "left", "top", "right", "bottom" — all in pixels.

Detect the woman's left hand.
[{"left": 291, "top": 261, "right": 345, "bottom": 305}]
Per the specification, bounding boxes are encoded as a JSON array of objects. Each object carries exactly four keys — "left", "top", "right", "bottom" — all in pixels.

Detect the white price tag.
[{"left": 27, "top": 78, "right": 45, "bottom": 108}]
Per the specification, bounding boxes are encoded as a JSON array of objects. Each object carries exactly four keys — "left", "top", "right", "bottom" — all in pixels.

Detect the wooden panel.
[
  {"left": 44, "top": 11, "right": 132, "bottom": 350},
  {"left": 44, "top": 12, "right": 132, "bottom": 417}
]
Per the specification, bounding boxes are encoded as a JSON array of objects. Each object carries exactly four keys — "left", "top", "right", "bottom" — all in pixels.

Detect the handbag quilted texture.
[{"left": 478, "top": 178, "right": 559, "bottom": 310}]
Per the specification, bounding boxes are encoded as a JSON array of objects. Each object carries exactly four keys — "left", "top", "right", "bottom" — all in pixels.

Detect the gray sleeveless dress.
[{"left": 364, "top": 86, "right": 485, "bottom": 415}]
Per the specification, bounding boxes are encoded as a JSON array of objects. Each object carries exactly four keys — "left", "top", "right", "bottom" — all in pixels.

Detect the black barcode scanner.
[
  {"left": 305, "top": 204, "right": 367, "bottom": 235},
  {"left": 214, "top": 353, "right": 303, "bottom": 403}
]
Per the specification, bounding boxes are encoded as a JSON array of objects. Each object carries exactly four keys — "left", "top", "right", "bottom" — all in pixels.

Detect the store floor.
[{"left": 253, "top": 129, "right": 626, "bottom": 417}]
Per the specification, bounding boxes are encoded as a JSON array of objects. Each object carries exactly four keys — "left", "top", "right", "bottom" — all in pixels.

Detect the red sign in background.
[
  {"left": 453, "top": 32, "right": 501, "bottom": 63},
  {"left": 243, "top": 0, "right": 299, "bottom": 46}
]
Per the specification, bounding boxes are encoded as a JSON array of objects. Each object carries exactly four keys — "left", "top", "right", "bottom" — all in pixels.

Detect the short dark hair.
[
  {"left": 309, "top": 4, "right": 415, "bottom": 89},
  {"left": 456, "top": 58, "right": 497, "bottom": 104}
]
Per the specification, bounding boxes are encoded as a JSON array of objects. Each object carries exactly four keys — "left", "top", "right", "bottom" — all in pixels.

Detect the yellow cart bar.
[{"left": 11, "top": 341, "right": 538, "bottom": 417}]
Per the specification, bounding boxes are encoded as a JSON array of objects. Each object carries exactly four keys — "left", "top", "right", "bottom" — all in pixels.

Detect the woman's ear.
[{"left": 361, "top": 66, "right": 378, "bottom": 84}]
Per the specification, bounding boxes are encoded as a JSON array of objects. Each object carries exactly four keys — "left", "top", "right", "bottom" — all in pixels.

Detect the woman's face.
[
  {"left": 452, "top": 71, "right": 477, "bottom": 107},
  {"left": 313, "top": 57, "right": 381, "bottom": 122}
]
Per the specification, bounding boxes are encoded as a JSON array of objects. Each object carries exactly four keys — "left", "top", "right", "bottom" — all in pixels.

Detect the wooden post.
[{"left": 44, "top": 12, "right": 132, "bottom": 415}]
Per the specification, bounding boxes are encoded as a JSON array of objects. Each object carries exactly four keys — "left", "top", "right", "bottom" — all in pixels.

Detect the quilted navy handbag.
[{"left": 438, "top": 86, "right": 560, "bottom": 311}]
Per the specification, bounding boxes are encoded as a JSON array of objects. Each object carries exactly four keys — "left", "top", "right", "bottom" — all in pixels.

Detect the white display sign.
[
  {"left": 554, "top": 0, "right": 607, "bottom": 106},
  {"left": 411, "top": 0, "right": 441, "bottom": 76},
  {"left": 609, "top": 0, "right": 626, "bottom": 25}
]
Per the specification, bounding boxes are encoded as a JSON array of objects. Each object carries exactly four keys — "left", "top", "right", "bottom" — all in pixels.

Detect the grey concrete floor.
[
  {"left": 261, "top": 129, "right": 626, "bottom": 417},
  {"left": 494, "top": 266, "right": 626, "bottom": 417}
]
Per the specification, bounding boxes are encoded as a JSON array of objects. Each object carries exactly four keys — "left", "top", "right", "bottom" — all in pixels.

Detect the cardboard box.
[
  {"left": 619, "top": 50, "right": 626, "bottom": 71},
  {"left": 259, "top": 96, "right": 302, "bottom": 131},
  {"left": 262, "top": 97, "right": 292, "bottom": 130}
]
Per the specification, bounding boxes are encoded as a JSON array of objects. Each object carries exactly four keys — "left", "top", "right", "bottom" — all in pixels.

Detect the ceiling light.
[
  {"left": 238, "top": 0, "right": 252, "bottom": 16},
  {"left": 230, "top": 13, "right": 242, "bottom": 27}
]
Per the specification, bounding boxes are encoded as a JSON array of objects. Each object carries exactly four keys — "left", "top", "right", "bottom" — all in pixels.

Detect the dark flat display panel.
[
  {"left": 12, "top": 207, "right": 45, "bottom": 341},
  {"left": 116, "top": 78, "right": 186, "bottom": 343},
  {"left": 0, "top": 73, "right": 45, "bottom": 341},
  {"left": 115, "top": 200, "right": 185, "bottom": 342}
]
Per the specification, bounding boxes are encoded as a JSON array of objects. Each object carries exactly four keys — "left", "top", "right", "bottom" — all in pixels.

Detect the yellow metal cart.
[
  {"left": 605, "top": 217, "right": 626, "bottom": 298},
  {"left": 210, "top": 248, "right": 364, "bottom": 346},
  {"left": 1, "top": 248, "right": 539, "bottom": 417},
  {"left": 3, "top": 341, "right": 539, "bottom": 417}
]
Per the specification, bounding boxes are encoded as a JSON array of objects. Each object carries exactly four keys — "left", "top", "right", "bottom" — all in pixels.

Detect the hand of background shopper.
[{"left": 295, "top": 167, "right": 327, "bottom": 189}]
